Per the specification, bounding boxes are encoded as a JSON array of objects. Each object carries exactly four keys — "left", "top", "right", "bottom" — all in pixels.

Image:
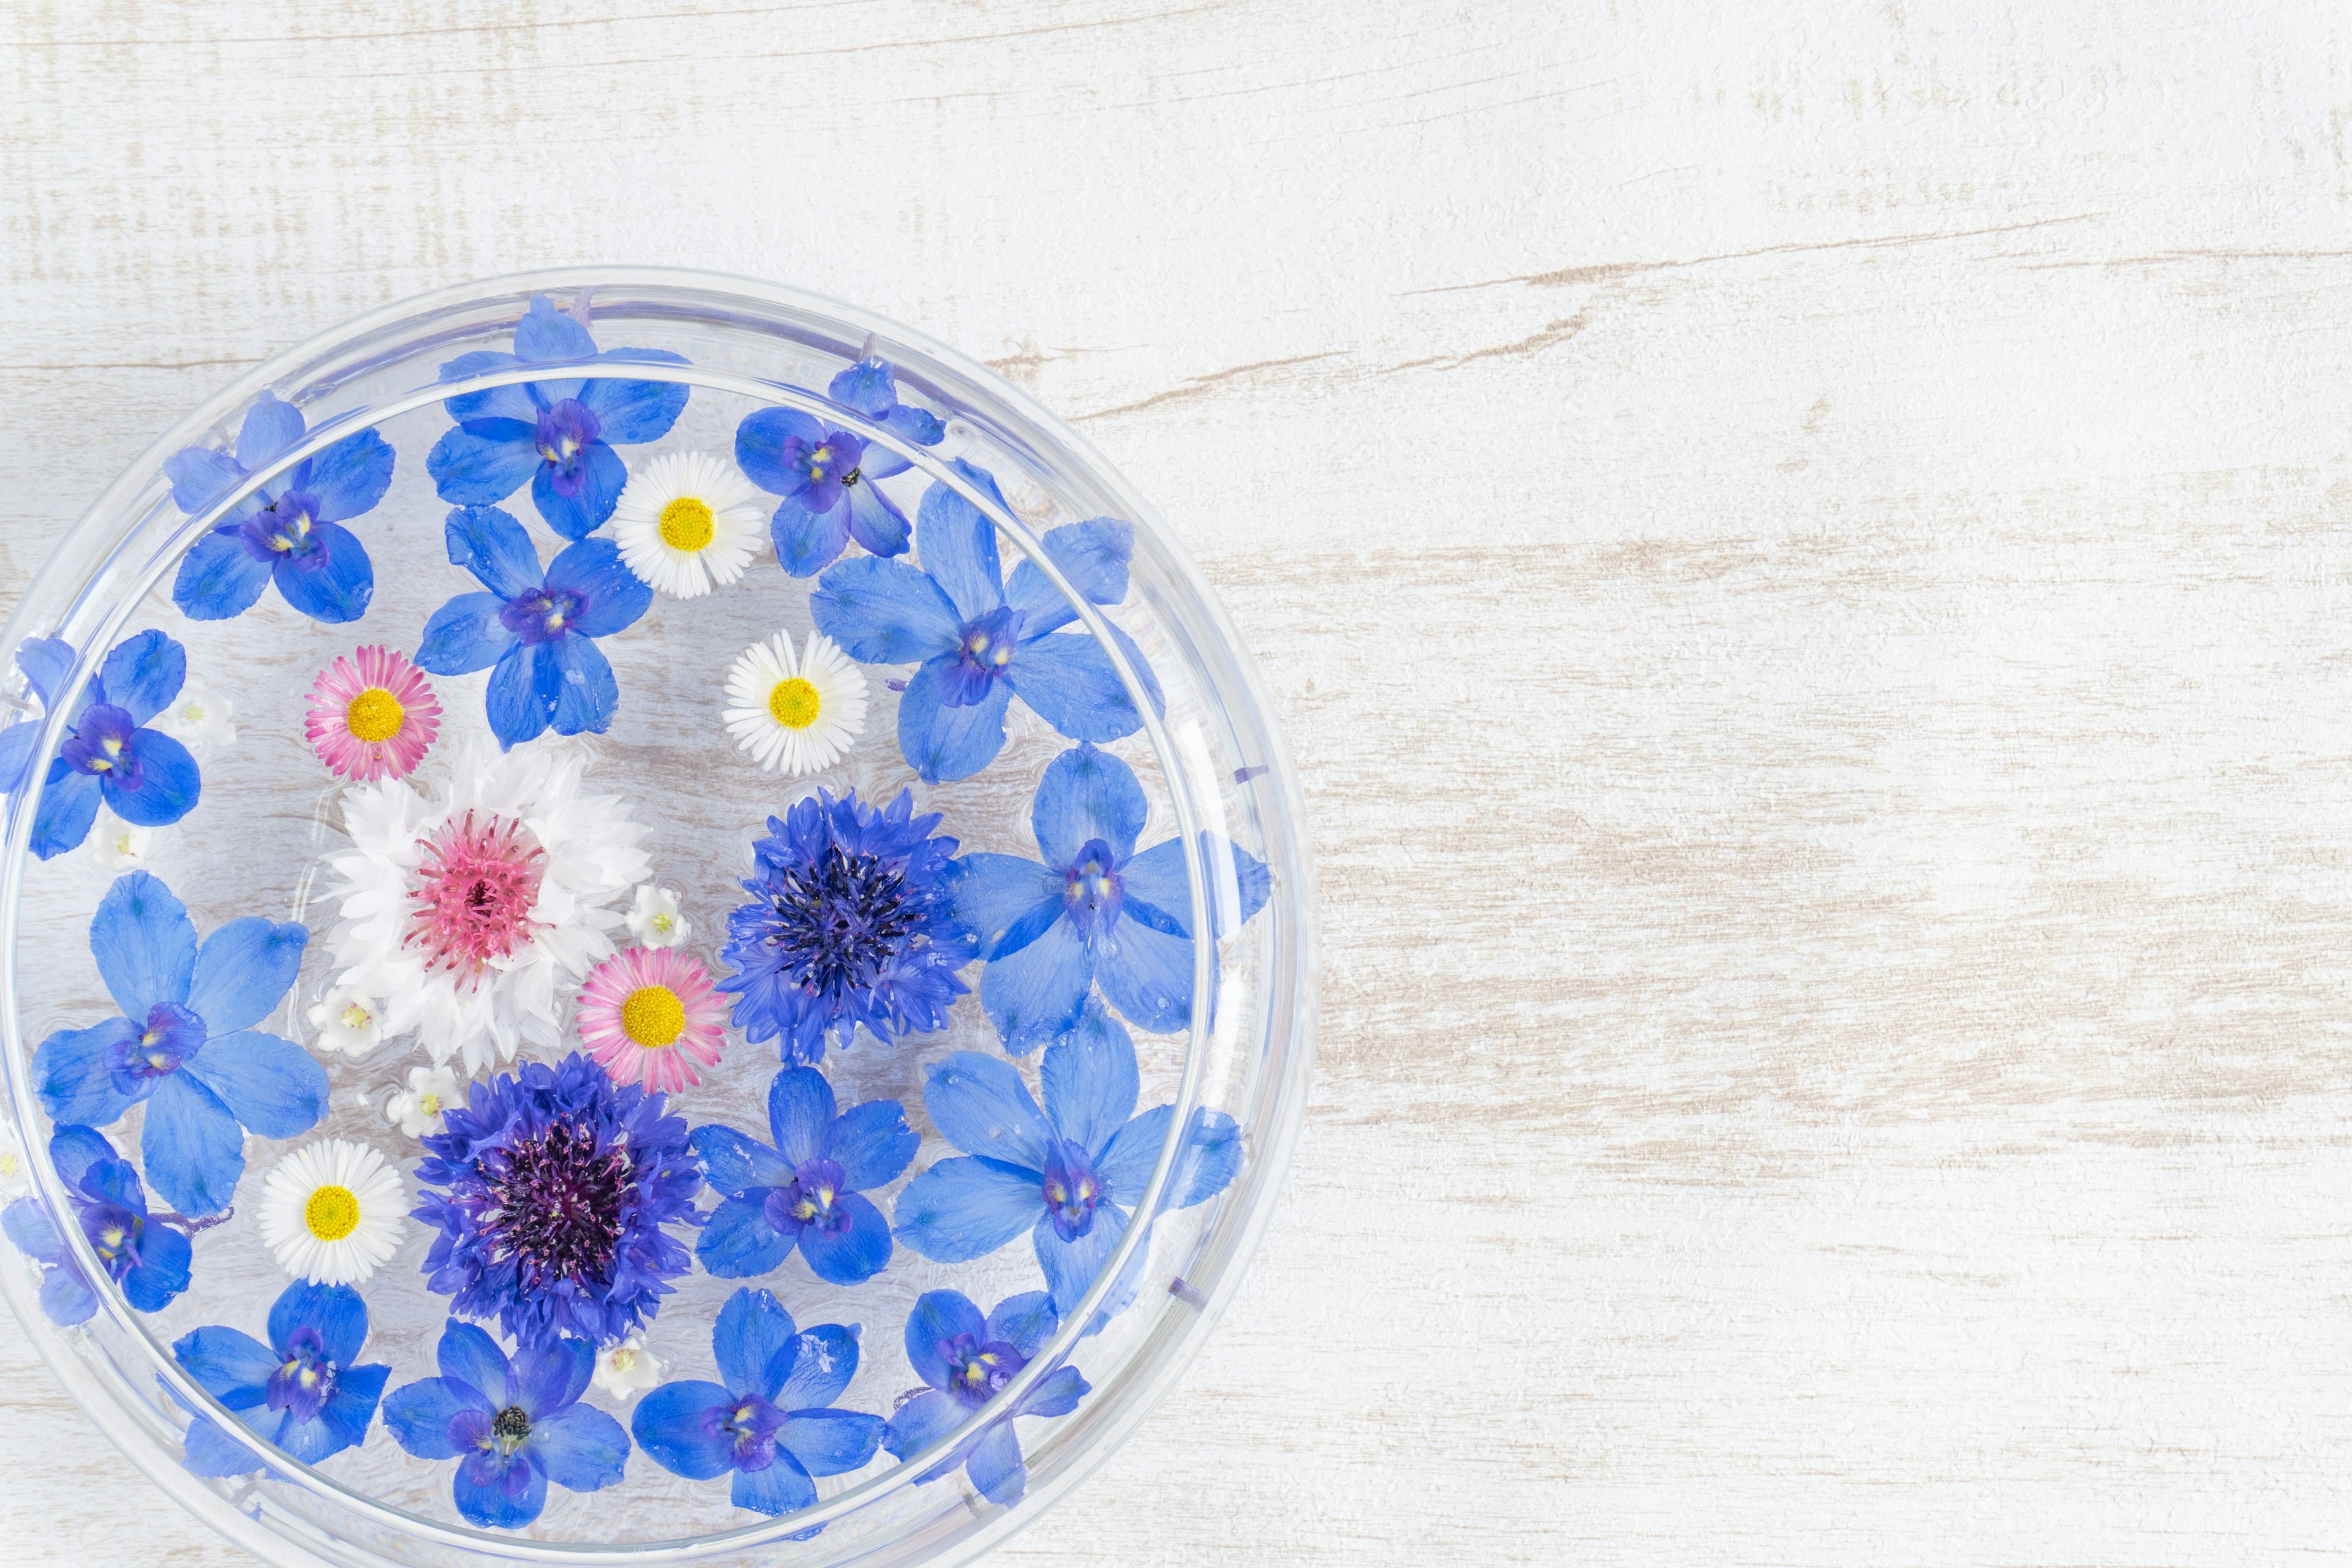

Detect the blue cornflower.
[
  {"left": 949, "top": 742, "right": 1270, "bottom": 1051},
  {"left": 413, "top": 504, "right": 653, "bottom": 749},
  {"left": 170, "top": 1279, "right": 391, "bottom": 1473},
  {"left": 2, "top": 1125, "right": 194, "bottom": 1326},
  {"left": 0, "top": 631, "right": 203, "bottom": 861},
  {"left": 810, "top": 461, "right": 1163, "bottom": 783},
  {"left": 412, "top": 1052, "right": 702, "bottom": 1351},
  {"left": 691, "top": 1066, "right": 917, "bottom": 1287},
  {"left": 631, "top": 1286, "right": 884, "bottom": 1518},
  {"left": 383, "top": 1321, "right": 630, "bottom": 1529},
  {"left": 735, "top": 355, "right": 946, "bottom": 577},
  {"left": 892, "top": 998, "right": 1241, "bottom": 1321},
  {"left": 165, "top": 391, "right": 395, "bottom": 625},
  {"left": 30, "top": 872, "right": 322, "bottom": 1217},
  {"left": 881, "top": 1289, "right": 1088, "bottom": 1506},
  {"left": 427, "top": 293, "right": 690, "bottom": 541}
]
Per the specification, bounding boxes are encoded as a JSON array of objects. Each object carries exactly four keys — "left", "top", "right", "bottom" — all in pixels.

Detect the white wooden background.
[{"left": 9, "top": 2, "right": 2352, "bottom": 1562}]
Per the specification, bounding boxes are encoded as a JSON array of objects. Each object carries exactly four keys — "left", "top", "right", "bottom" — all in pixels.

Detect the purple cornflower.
[
  {"left": 0, "top": 631, "right": 203, "bottom": 861},
  {"left": 735, "top": 355, "right": 946, "bottom": 576},
  {"left": 171, "top": 1280, "right": 391, "bottom": 1472},
  {"left": 2, "top": 1125, "right": 194, "bottom": 1325},
  {"left": 881, "top": 1289, "right": 1088, "bottom": 1506},
  {"left": 692, "top": 1066, "right": 917, "bottom": 1287}
]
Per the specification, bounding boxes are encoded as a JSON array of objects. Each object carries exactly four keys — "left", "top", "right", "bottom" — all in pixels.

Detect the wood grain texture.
[{"left": 10, "top": 0, "right": 2352, "bottom": 1561}]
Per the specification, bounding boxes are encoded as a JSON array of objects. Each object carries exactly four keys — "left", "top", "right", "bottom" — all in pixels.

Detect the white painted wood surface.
[{"left": 9, "top": 1, "right": 2352, "bottom": 1561}]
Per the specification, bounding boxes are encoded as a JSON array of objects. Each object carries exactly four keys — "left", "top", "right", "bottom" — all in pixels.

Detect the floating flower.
[
  {"left": 86, "top": 807, "right": 157, "bottom": 870},
  {"left": 388, "top": 1063, "right": 466, "bottom": 1139},
  {"left": 882, "top": 1289, "right": 1088, "bottom": 1506},
  {"left": 0, "top": 631, "right": 203, "bottom": 861},
  {"left": 307, "top": 984, "right": 383, "bottom": 1058},
  {"left": 415, "top": 504, "right": 653, "bottom": 749},
  {"left": 894, "top": 999, "right": 1241, "bottom": 1320},
  {"left": 172, "top": 1279, "right": 392, "bottom": 1472},
  {"left": 322, "top": 742, "right": 650, "bottom": 1073},
  {"left": 2, "top": 1125, "right": 194, "bottom": 1325},
  {"left": 382, "top": 1320, "right": 630, "bottom": 1529},
  {"left": 735, "top": 356, "right": 945, "bottom": 577},
  {"left": 811, "top": 462, "right": 1159, "bottom": 782},
  {"left": 592, "top": 1332, "right": 663, "bottom": 1401},
  {"left": 166, "top": 392, "right": 395, "bottom": 624},
  {"left": 625, "top": 883, "right": 689, "bottom": 949},
  {"left": 304, "top": 646, "right": 442, "bottom": 782},
  {"left": 950, "top": 742, "right": 1270, "bottom": 1049},
  {"left": 715, "top": 788, "right": 975, "bottom": 1065},
  {"left": 427, "top": 293, "right": 691, "bottom": 541},
  {"left": 258, "top": 1140, "right": 407, "bottom": 1286},
  {"left": 0, "top": 1126, "right": 28, "bottom": 1199},
  {"left": 631, "top": 1287, "right": 884, "bottom": 1518},
  {"left": 720, "top": 631, "right": 866, "bottom": 775},
  {"left": 575, "top": 946, "right": 726, "bottom": 1094},
  {"left": 30, "top": 872, "right": 323, "bottom": 1216},
  {"left": 412, "top": 1053, "right": 702, "bottom": 1350},
  {"left": 151, "top": 680, "right": 236, "bottom": 757},
  {"left": 609, "top": 450, "right": 766, "bottom": 597},
  {"left": 692, "top": 1066, "right": 916, "bottom": 1287}
]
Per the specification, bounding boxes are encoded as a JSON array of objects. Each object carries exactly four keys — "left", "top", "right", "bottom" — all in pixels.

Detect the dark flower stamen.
[
  {"left": 489, "top": 1404, "right": 532, "bottom": 1455},
  {"left": 481, "top": 1119, "right": 633, "bottom": 1290}
]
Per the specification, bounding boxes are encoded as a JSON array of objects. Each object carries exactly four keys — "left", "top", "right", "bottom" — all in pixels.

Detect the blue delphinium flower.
[
  {"left": 716, "top": 788, "right": 976, "bottom": 1066},
  {"left": 427, "top": 293, "right": 690, "bottom": 541},
  {"left": 734, "top": 356, "right": 946, "bottom": 577},
  {"left": 881, "top": 1289, "right": 1088, "bottom": 1506},
  {"left": 412, "top": 1052, "right": 702, "bottom": 1351},
  {"left": 0, "top": 631, "right": 202, "bottom": 861},
  {"left": 413, "top": 504, "right": 653, "bottom": 748},
  {"left": 691, "top": 1066, "right": 917, "bottom": 1287},
  {"left": 949, "top": 743, "right": 1270, "bottom": 1051},
  {"left": 2, "top": 1125, "right": 193, "bottom": 1325},
  {"left": 165, "top": 391, "right": 395, "bottom": 625},
  {"left": 170, "top": 1279, "right": 392, "bottom": 1472},
  {"left": 631, "top": 1286, "right": 884, "bottom": 1518},
  {"left": 810, "top": 461, "right": 1163, "bottom": 783},
  {"left": 382, "top": 1320, "right": 630, "bottom": 1529},
  {"left": 30, "top": 872, "right": 322, "bottom": 1216},
  {"left": 894, "top": 998, "right": 1241, "bottom": 1321}
]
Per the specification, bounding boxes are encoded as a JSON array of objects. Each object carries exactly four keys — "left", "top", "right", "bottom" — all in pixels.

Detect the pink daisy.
[
  {"left": 306, "top": 646, "right": 441, "bottom": 781},
  {"left": 575, "top": 946, "right": 726, "bottom": 1094}
]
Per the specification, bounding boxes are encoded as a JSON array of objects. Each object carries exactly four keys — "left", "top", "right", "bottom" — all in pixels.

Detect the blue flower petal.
[
  {"left": 777, "top": 1410, "right": 884, "bottom": 1477},
  {"left": 1034, "top": 1203, "right": 1133, "bottom": 1321},
  {"left": 828, "top": 358, "right": 900, "bottom": 421},
  {"left": 689, "top": 1124, "right": 794, "bottom": 1197},
  {"left": 809, "top": 556, "right": 963, "bottom": 664},
  {"left": 696, "top": 1194, "right": 796, "bottom": 1280},
  {"left": 182, "top": 1411, "right": 263, "bottom": 1476},
  {"left": 102, "top": 731, "right": 202, "bottom": 827},
  {"left": 771, "top": 499, "right": 853, "bottom": 578},
  {"left": 186, "top": 917, "right": 307, "bottom": 1034},
  {"left": 1010, "top": 631, "right": 1151, "bottom": 744},
  {"left": 317, "top": 1362, "right": 390, "bottom": 1455},
  {"left": 6, "top": 1196, "right": 67, "bottom": 1265},
  {"left": 511, "top": 1337, "right": 593, "bottom": 1420},
  {"left": 179, "top": 1030, "right": 326, "bottom": 1141},
  {"left": 47, "top": 1126, "right": 119, "bottom": 1193},
  {"left": 32, "top": 1017, "right": 141, "bottom": 1126},
  {"left": 30, "top": 768, "right": 102, "bottom": 861},
  {"left": 735, "top": 407, "right": 826, "bottom": 495},
  {"left": 797, "top": 1192, "right": 892, "bottom": 1286},
  {"left": 1005, "top": 519, "right": 1134, "bottom": 635},
  {"left": 484, "top": 644, "right": 552, "bottom": 750},
  {"left": 164, "top": 448, "right": 252, "bottom": 516},
  {"left": 824, "top": 1099, "right": 918, "bottom": 1193},
  {"left": 892, "top": 1156, "right": 1043, "bottom": 1265},
  {"left": 947, "top": 854, "right": 1064, "bottom": 961},
  {"left": 99, "top": 631, "right": 186, "bottom": 728},
  {"left": 882, "top": 1387, "right": 967, "bottom": 1476},
  {"left": 383, "top": 1376, "right": 494, "bottom": 1460},
  {"left": 537, "top": 633, "right": 619, "bottom": 737},
  {"left": 902, "top": 1290, "right": 986, "bottom": 1390},
  {"left": 526, "top": 1403, "right": 629, "bottom": 1493},
  {"left": 172, "top": 530, "right": 273, "bottom": 622},
  {"left": 577, "top": 360, "right": 690, "bottom": 445},
  {"left": 922, "top": 1052, "right": 1054, "bottom": 1167},
  {"left": 964, "top": 1420, "right": 1027, "bottom": 1506},
  {"left": 141, "top": 1072, "right": 245, "bottom": 1216},
  {"left": 306, "top": 429, "right": 396, "bottom": 523},
  {"left": 531, "top": 440, "right": 628, "bottom": 540},
  {"left": 1030, "top": 743, "right": 1148, "bottom": 867},
  {"left": 1091, "top": 916, "right": 1198, "bottom": 1037},
  {"left": 896, "top": 657, "right": 1012, "bottom": 785},
  {"left": 40, "top": 1256, "right": 99, "bottom": 1325},
  {"left": 630, "top": 1380, "right": 736, "bottom": 1480},
  {"left": 877, "top": 401, "right": 946, "bottom": 461},
  {"left": 1018, "top": 1363, "right": 1090, "bottom": 1419},
  {"left": 544, "top": 537, "right": 652, "bottom": 636},
  {"left": 843, "top": 474, "right": 911, "bottom": 559},
  {"left": 118, "top": 1220, "right": 190, "bottom": 1311},
  {"left": 428, "top": 420, "right": 542, "bottom": 505},
  {"left": 774, "top": 1324, "right": 860, "bottom": 1411},
  {"left": 89, "top": 869, "right": 198, "bottom": 1019},
  {"left": 173, "top": 1324, "right": 277, "bottom": 1406},
  {"left": 270, "top": 1280, "right": 369, "bottom": 1365},
  {"left": 1041, "top": 997, "right": 1139, "bottom": 1154},
  {"left": 437, "top": 1321, "right": 512, "bottom": 1405},
  {"left": 514, "top": 295, "right": 598, "bottom": 363},
  {"left": 766, "top": 1067, "right": 837, "bottom": 1167},
  {"left": 443, "top": 504, "right": 544, "bottom": 599},
  {"left": 978, "top": 916, "right": 1093, "bottom": 1054},
  {"left": 415, "top": 590, "right": 521, "bottom": 676},
  {"left": 271, "top": 521, "right": 375, "bottom": 624},
  {"left": 235, "top": 394, "right": 307, "bottom": 470},
  {"left": 913, "top": 466, "right": 1008, "bottom": 622},
  {"left": 986, "top": 1291, "right": 1059, "bottom": 1361},
  {"left": 1172, "top": 1107, "right": 1242, "bottom": 1209},
  {"left": 0, "top": 719, "right": 39, "bottom": 794},
  {"left": 1117, "top": 835, "right": 1275, "bottom": 940},
  {"left": 452, "top": 1452, "right": 547, "bottom": 1529},
  {"left": 15, "top": 637, "right": 76, "bottom": 715},
  {"left": 731, "top": 1452, "right": 818, "bottom": 1516},
  {"left": 439, "top": 350, "right": 533, "bottom": 423},
  {"left": 714, "top": 1287, "right": 798, "bottom": 1400},
  {"left": 1094, "top": 1102, "right": 1172, "bottom": 1204}
]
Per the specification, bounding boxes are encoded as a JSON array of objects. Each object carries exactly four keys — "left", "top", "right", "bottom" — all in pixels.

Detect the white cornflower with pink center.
[
  {"left": 304, "top": 646, "right": 442, "bottom": 782},
  {"left": 574, "top": 946, "right": 726, "bottom": 1094}
]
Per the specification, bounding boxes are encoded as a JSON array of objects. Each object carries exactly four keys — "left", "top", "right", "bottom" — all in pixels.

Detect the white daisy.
[
  {"left": 386, "top": 1064, "right": 464, "bottom": 1139},
  {"left": 592, "top": 1332, "right": 664, "bottom": 1401},
  {"left": 722, "top": 631, "right": 867, "bottom": 775},
  {"left": 609, "top": 450, "right": 766, "bottom": 598},
  {"left": 625, "top": 883, "right": 690, "bottom": 949},
  {"left": 307, "top": 985, "right": 384, "bottom": 1058},
  {"left": 152, "top": 681, "right": 236, "bottom": 756},
  {"left": 321, "top": 741, "right": 650, "bottom": 1074},
  {"left": 87, "top": 808, "right": 156, "bottom": 870},
  {"left": 258, "top": 1140, "right": 406, "bottom": 1286}
]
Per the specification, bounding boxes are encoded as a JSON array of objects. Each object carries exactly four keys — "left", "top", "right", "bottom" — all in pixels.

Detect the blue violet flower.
[
  {"left": 691, "top": 1066, "right": 918, "bottom": 1287},
  {"left": 383, "top": 1321, "right": 630, "bottom": 1529},
  {"left": 881, "top": 1289, "right": 1088, "bottom": 1506},
  {"left": 810, "top": 461, "right": 1162, "bottom": 783},
  {"left": 414, "top": 503, "right": 653, "bottom": 749},
  {"left": 894, "top": 998, "right": 1241, "bottom": 1321},
  {"left": 715, "top": 788, "right": 975, "bottom": 1066},
  {"left": 0, "top": 631, "right": 203, "bottom": 860},
  {"left": 2, "top": 1125, "right": 195, "bottom": 1325},
  {"left": 427, "top": 293, "right": 690, "bottom": 541},
  {"left": 949, "top": 742, "right": 1270, "bottom": 1050},
  {"left": 165, "top": 391, "right": 394, "bottom": 625},
  {"left": 30, "top": 871, "right": 323, "bottom": 1216},
  {"left": 171, "top": 1279, "right": 391, "bottom": 1474},
  {"left": 734, "top": 355, "right": 945, "bottom": 577},
  {"left": 411, "top": 1052, "right": 701, "bottom": 1352},
  {"left": 631, "top": 1286, "right": 884, "bottom": 1518}
]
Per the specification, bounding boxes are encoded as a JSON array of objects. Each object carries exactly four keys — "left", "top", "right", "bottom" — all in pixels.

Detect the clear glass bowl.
[{"left": 0, "top": 268, "right": 1316, "bottom": 1568}]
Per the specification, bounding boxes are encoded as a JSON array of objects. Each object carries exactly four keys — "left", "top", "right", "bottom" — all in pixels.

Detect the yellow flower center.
[
  {"left": 650, "top": 912, "right": 676, "bottom": 936},
  {"left": 181, "top": 702, "right": 206, "bottom": 722},
  {"left": 304, "top": 1185, "right": 361, "bottom": 1242},
  {"left": 418, "top": 1091, "right": 443, "bottom": 1116},
  {"left": 767, "top": 677, "right": 821, "bottom": 729},
  {"left": 620, "top": 985, "right": 687, "bottom": 1048},
  {"left": 658, "top": 496, "right": 716, "bottom": 552},
  {"left": 345, "top": 687, "right": 405, "bottom": 743},
  {"left": 339, "top": 1002, "right": 373, "bottom": 1031},
  {"left": 609, "top": 1347, "right": 638, "bottom": 1373}
]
